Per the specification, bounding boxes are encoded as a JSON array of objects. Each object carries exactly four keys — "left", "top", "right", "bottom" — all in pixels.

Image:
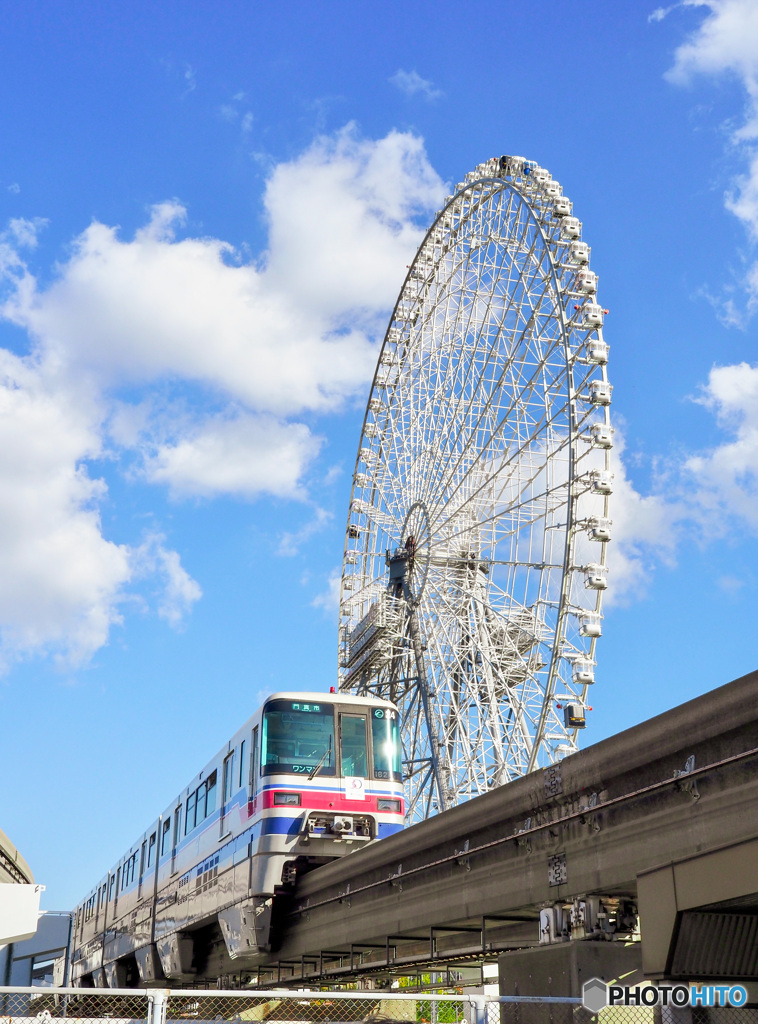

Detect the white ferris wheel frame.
[{"left": 338, "top": 155, "right": 612, "bottom": 824}]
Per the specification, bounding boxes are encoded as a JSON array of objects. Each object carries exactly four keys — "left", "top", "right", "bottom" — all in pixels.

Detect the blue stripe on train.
[
  {"left": 378, "top": 822, "right": 404, "bottom": 839},
  {"left": 260, "top": 818, "right": 405, "bottom": 839},
  {"left": 261, "top": 816, "right": 302, "bottom": 837}
]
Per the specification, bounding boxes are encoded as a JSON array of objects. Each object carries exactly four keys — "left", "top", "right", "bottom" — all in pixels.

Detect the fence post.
[
  {"left": 466, "top": 995, "right": 487, "bottom": 1024},
  {"left": 147, "top": 989, "right": 169, "bottom": 1024}
]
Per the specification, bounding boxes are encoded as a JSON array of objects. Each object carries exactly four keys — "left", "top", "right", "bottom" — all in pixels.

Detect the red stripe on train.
[{"left": 251, "top": 791, "right": 404, "bottom": 814}]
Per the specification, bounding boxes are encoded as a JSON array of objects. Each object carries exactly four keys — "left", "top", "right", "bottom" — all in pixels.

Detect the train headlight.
[
  {"left": 274, "top": 792, "right": 301, "bottom": 805},
  {"left": 377, "top": 798, "right": 401, "bottom": 813}
]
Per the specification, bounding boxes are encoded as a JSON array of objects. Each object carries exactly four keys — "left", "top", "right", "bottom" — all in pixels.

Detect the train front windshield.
[
  {"left": 262, "top": 700, "right": 336, "bottom": 777},
  {"left": 261, "top": 700, "right": 402, "bottom": 780}
]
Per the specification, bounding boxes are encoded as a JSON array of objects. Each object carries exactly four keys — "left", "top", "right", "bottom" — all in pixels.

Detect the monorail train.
[{"left": 71, "top": 691, "right": 404, "bottom": 988}]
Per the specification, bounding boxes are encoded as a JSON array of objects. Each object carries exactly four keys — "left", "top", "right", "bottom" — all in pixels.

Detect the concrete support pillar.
[{"left": 498, "top": 942, "right": 643, "bottom": 1024}]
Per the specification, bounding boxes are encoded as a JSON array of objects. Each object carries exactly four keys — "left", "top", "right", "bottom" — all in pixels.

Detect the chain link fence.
[
  {"left": 1, "top": 989, "right": 756, "bottom": 1024},
  {"left": 486, "top": 1000, "right": 758, "bottom": 1024},
  {"left": 1, "top": 989, "right": 470, "bottom": 1024}
]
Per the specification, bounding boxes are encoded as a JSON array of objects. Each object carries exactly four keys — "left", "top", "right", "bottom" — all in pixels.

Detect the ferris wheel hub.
[{"left": 389, "top": 500, "right": 430, "bottom": 606}]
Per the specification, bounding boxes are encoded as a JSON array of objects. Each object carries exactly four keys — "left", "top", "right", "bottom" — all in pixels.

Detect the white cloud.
[
  {"left": 183, "top": 63, "right": 196, "bottom": 95},
  {"left": 595, "top": 361, "right": 758, "bottom": 603},
  {"left": 132, "top": 534, "right": 202, "bottom": 628},
  {"left": 0, "top": 348, "right": 202, "bottom": 668},
  {"left": 264, "top": 125, "right": 446, "bottom": 319},
  {"left": 6, "top": 129, "right": 444, "bottom": 417},
  {"left": 390, "top": 69, "right": 443, "bottom": 101},
  {"left": 662, "top": 0, "right": 758, "bottom": 314},
  {"left": 219, "top": 103, "right": 254, "bottom": 135},
  {"left": 0, "top": 126, "right": 444, "bottom": 665},
  {"left": 684, "top": 361, "right": 758, "bottom": 528},
  {"left": 278, "top": 507, "right": 332, "bottom": 557},
  {"left": 604, "top": 434, "right": 683, "bottom": 603},
  {"left": 0, "top": 350, "right": 130, "bottom": 666},
  {"left": 311, "top": 568, "right": 342, "bottom": 611},
  {"left": 143, "top": 413, "right": 323, "bottom": 500},
  {"left": 665, "top": 1, "right": 758, "bottom": 93},
  {"left": 649, "top": 6, "right": 675, "bottom": 23},
  {"left": 7, "top": 218, "right": 46, "bottom": 249}
]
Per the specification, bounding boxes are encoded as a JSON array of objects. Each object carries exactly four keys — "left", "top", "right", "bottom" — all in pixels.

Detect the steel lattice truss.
[{"left": 338, "top": 155, "right": 612, "bottom": 824}]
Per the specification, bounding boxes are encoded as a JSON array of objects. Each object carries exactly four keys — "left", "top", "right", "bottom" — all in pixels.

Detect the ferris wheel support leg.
[{"left": 406, "top": 605, "right": 454, "bottom": 812}]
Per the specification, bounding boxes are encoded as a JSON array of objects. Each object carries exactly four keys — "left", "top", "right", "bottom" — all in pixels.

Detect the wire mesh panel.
[
  {"left": 164, "top": 992, "right": 469, "bottom": 1024},
  {"left": 0, "top": 989, "right": 150, "bottom": 1023},
  {"left": 487, "top": 1000, "right": 758, "bottom": 1024}
]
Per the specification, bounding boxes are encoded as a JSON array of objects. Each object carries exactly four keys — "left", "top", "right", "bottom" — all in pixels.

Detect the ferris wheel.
[{"left": 338, "top": 155, "right": 613, "bottom": 824}]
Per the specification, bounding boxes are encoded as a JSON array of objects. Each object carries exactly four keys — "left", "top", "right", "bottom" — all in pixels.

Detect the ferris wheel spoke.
[
  {"left": 417, "top": 207, "right": 546, "bottom": 491},
  {"left": 410, "top": 194, "right": 528, "bottom": 499},
  {"left": 420, "top": 312, "right": 568, "bottom": 528},
  {"left": 424, "top": 386, "right": 572, "bottom": 550}
]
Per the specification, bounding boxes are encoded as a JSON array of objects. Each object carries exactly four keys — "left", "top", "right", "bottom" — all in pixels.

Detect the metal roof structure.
[{"left": 0, "top": 828, "right": 34, "bottom": 886}]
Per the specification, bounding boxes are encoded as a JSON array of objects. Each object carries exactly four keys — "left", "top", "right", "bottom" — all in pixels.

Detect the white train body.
[{"left": 71, "top": 692, "right": 404, "bottom": 987}]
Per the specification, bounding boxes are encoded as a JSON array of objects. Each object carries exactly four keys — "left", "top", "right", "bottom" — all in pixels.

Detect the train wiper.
[{"left": 308, "top": 736, "right": 332, "bottom": 780}]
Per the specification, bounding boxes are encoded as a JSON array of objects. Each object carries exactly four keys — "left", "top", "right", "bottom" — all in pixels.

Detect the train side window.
[
  {"left": 147, "top": 832, "right": 156, "bottom": 869},
  {"left": 140, "top": 841, "right": 147, "bottom": 880},
  {"left": 185, "top": 791, "right": 195, "bottom": 835},
  {"left": 108, "top": 874, "right": 115, "bottom": 901},
  {"left": 239, "top": 740, "right": 247, "bottom": 789},
  {"left": 161, "top": 819, "right": 171, "bottom": 857},
  {"left": 223, "top": 752, "right": 235, "bottom": 803},
  {"left": 206, "top": 771, "right": 217, "bottom": 817},
  {"left": 173, "top": 805, "right": 181, "bottom": 851}
]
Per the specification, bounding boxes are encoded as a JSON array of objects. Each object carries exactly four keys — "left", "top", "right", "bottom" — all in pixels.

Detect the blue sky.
[{"left": 1, "top": 1, "right": 757, "bottom": 911}]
